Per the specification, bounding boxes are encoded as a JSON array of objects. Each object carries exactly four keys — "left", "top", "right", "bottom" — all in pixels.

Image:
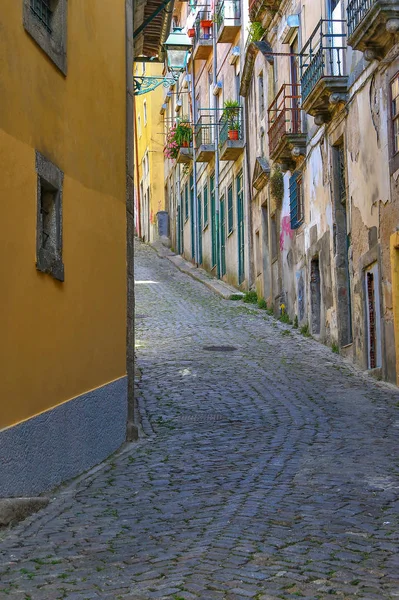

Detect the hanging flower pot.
[
  {"left": 188, "top": 28, "right": 195, "bottom": 38},
  {"left": 200, "top": 19, "right": 212, "bottom": 28},
  {"left": 228, "top": 129, "right": 239, "bottom": 140},
  {"left": 181, "top": 140, "right": 189, "bottom": 148}
]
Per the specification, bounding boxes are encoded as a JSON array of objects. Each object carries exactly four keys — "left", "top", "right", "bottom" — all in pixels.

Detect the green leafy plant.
[
  {"left": 300, "top": 323, "right": 311, "bottom": 337},
  {"left": 332, "top": 342, "right": 339, "bottom": 354},
  {"left": 270, "top": 166, "right": 284, "bottom": 206},
  {"left": 258, "top": 298, "right": 267, "bottom": 309},
  {"left": 222, "top": 99, "right": 240, "bottom": 129},
  {"left": 293, "top": 315, "right": 299, "bottom": 329},
  {"left": 243, "top": 290, "right": 258, "bottom": 304},
  {"left": 279, "top": 312, "right": 292, "bottom": 324},
  {"left": 247, "top": 21, "right": 265, "bottom": 43},
  {"left": 174, "top": 118, "right": 192, "bottom": 146},
  {"left": 230, "top": 294, "right": 243, "bottom": 301}
]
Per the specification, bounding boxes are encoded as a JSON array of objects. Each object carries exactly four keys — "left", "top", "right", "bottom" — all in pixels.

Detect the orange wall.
[{"left": 0, "top": 0, "right": 127, "bottom": 428}]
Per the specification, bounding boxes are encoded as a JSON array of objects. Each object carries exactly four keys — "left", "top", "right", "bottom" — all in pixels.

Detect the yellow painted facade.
[
  {"left": 134, "top": 63, "right": 165, "bottom": 241},
  {"left": 391, "top": 232, "right": 399, "bottom": 386},
  {"left": 0, "top": 0, "right": 127, "bottom": 428}
]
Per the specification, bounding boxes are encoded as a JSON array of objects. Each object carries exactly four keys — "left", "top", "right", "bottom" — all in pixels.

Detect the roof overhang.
[{"left": 133, "top": 0, "right": 175, "bottom": 61}]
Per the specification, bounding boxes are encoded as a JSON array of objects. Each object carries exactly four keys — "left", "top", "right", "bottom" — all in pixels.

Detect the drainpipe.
[
  {"left": 244, "top": 93, "right": 254, "bottom": 289},
  {"left": 213, "top": 19, "right": 221, "bottom": 279},
  {"left": 187, "top": 63, "right": 199, "bottom": 265},
  {"left": 133, "top": 94, "right": 142, "bottom": 239}
]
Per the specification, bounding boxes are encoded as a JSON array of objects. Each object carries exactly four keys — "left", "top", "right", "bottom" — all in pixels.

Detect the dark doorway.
[{"left": 310, "top": 258, "right": 321, "bottom": 335}]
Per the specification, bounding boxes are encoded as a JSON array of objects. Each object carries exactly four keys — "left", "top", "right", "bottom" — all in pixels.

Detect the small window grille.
[
  {"left": 35, "top": 151, "right": 64, "bottom": 281},
  {"left": 289, "top": 171, "right": 304, "bottom": 229},
  {"left": 30, "top": 0, "right": 53, "bottom": 33}
]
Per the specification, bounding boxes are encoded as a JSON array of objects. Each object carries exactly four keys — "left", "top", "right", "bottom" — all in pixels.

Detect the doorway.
[
  {"left": 310, "top": 258, "right": 321, "bottom": 335},
  {"left": 365, "top": 263, "right": 382, "bottom": 369}
]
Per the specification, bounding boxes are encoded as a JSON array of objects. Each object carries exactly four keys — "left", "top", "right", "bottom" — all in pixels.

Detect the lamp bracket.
[{"left": 134, "top": 74, "right": 179, "bottom": 95}]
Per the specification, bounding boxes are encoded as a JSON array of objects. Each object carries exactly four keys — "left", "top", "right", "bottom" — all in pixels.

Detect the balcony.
[
  {"left": 195, "top": 115, "right": 215, "bottom": 162},
  {"left": 300, "top": 20, "right": 348, "bottom": 124},
  {"left": 248, "top": 0, "right": 282, "bottom": 24},
  {"left": 216, "top": 0, "right": 241, "bottom": 43},
  {"left": 347, "top": 0, "right": 399, "bottom": 58},
  {"left": 219, "top": 106, "right": 245, "bottom": 161},
  {"left": 176, "top": 146, "right": 193, "bottom": 164},
  {"left": 268, "top": 84, "right": 306, "bottom": 169},
  {"left": 193, "top": 11, "right": 214, "bottom": 60}
]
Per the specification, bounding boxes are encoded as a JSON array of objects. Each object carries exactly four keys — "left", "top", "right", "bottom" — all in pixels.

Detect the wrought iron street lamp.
[
  {"left": 134, "top": 27, "right": 192, "bottom": 95},
  {"left": 163, "top": 27, "right": 191, "bottom": 73}
]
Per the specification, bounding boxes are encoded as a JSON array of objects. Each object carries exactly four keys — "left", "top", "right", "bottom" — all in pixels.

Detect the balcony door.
[
  {"left": 290, "top": 37, "right": 300, "bottom": 134},
  {"left": 328, "top": 0, "right": 345, "bottom": 77}
]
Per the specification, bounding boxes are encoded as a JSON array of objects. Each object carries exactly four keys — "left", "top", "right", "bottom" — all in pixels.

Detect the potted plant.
[
  {"left": 200, "top": 13, "right": 212, "bottom": 39},
  {"left": 228, "top": 120, "right": 240, "bottom": 140},
  {"left": 222, "top": 99, "right": 240, "bottom": 139},
  {"left": 175, "top": 119, "right": 193, "bottom": 148}
]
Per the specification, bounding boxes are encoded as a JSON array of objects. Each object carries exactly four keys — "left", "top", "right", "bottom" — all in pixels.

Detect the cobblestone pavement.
[{"left": 1, "top": 240, "right": 399, "bottom": 600}]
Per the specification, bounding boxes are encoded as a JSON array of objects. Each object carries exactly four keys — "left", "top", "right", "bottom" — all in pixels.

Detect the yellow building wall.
[
  {"left": 134, "top": 64, "right": 166, "bottom": 232},
  {"left": 391, "top": 232, "right": 399, "bottom": 386},
  {"left": 0, "top": 0, "right": 127, "bottom": 428}
]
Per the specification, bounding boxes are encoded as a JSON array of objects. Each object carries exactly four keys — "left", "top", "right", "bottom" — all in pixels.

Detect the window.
[
  {"left": 289, "top": 171, "right": 304, "bottom": 229},
  {"left": 23, "top": 0, "right": 67, "bottom": 75},
  {"left": 143, "top": 101, "right": 147, "bottom": 126},
  {"left": 203, "top": 182, "right": 209, "bottom": 227},
  {"left": 258, "top": 72, "right": 265, "bottom": 116},
  {"left": 35, "top": 151, "right": 64, "bottom": 281},
  {"left": 391, "top": 73, "right": 399, "bottom": 155},
  {"left": 138, "top": 115, "right": 142, "bottom": 138},
  {"left": 227, "top": 183, "right": 234, "bottom": 234}
]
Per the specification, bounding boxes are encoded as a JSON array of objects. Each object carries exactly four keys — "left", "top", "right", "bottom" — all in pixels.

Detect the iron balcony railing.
[
  {"left": 216, "top": 0, "right": 241, "bottom": 34},
  {"left": 347, "top": 0, "right": 374, "bottom": 37},
  {"left": 219, "top": 105, "right": 243, "bottom": 146},
  {"left": 268, "top": 84, "right": 302, "bottom": 157},
  {"left": 194, "top": 10, "right": 214, "bottom": 42},
  {"left": 195, "top": 114, "right": 215, "bottom": 147},
  {"left": 300, "top": 19, "right": 347, "bottom": 103},
  {"left": 30, "top": 0, "right": 52, "bottom": 33}
]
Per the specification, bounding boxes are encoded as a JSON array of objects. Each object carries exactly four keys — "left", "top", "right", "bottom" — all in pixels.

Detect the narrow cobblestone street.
[{"left": 1, "top": 240, "right": 399, "bottom": 600}]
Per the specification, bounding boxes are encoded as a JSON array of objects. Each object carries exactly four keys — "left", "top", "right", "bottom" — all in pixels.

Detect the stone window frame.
[
  {"left": 35, "top": 151, "right": 65, "bottom": 282},
  {"left": 23, "top": 0, "right": 68, "bottom": 76}
]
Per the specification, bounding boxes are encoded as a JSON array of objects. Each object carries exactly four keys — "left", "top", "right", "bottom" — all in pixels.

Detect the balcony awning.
[
  {"left": 240, "top": 41, "right": 273, "bottom": 97},
  {"left": 252, "top": 157, "right": 270, "bottom": 191},
  {"left": 134, "top": 0, "right": 175, "bottom": 60}
]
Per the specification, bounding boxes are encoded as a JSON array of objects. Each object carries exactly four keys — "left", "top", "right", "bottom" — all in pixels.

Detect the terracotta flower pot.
[
  {"left": 188, "top": 28, "right": 195, "bottom": 38},
  {"left": 200, "top": 20, "right": 212, "bottom": 28},
  {"left": 228, "top": 129, "right": 239, "bottom": 140},
  {"left": 182, "top": 141, "right": 189, "bottom": 148}
]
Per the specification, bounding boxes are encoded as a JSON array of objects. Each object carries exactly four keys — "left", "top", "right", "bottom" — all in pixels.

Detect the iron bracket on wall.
[{"left": 133, "top": 73, "right": 179, "bottom": 95}]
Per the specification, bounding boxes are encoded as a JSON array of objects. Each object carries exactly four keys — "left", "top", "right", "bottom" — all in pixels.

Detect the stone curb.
[
  {"left": 150, "top": 241, "right": 244, "bottom": 300},
  {"left": 0, "top": 497, "right": 49, "bottom": 527}
]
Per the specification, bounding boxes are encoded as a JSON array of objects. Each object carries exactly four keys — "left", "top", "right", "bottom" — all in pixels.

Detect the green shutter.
[
  {"left": 203, "top": 182, "right": 209, "bottom": 226},
  {"left": 227, "top": 184, "right": 234, "bottom": 234},
  {"left": 289, "top": 171, "right": 302, "bottom": 229},
  {"left": 210, "top": 175, "right": 216, "bottom": 268}
]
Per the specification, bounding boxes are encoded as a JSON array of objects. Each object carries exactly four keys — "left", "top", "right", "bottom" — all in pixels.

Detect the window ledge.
[{"left": 23, "top": 0, "right": 68, "bottom": 76}]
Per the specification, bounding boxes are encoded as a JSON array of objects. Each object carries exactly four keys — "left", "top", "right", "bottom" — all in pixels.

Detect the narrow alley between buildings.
[{"left": 1, "top": 240, "right": 399, "bottom": 600}]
